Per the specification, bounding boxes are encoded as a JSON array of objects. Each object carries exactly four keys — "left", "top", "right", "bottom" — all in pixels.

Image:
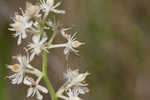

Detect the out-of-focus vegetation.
[
  {"left": 82, "top": 0, "right": 150, "bottom": 100},
  {"left": 1, "top": 0, "right": 150, "bottom": 100},
  {"left": 0, "top": 22, "right": 13, "bottom": 100}
]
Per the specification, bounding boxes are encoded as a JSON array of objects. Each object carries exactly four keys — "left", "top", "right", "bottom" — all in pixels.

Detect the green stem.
[
  {"left": 40, "top": 16, "right": 58, "bottom": 99},
  {"left": 42, "top": 51, "right": 48, "bottom": 74},
  {"left": 42, "top": 51, "right": 58, "bottom": 100},
  {"left": 40, "top": 12, "right": 58, "bottom": 100}
]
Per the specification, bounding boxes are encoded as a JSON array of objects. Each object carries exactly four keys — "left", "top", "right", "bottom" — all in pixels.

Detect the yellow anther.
[{"left": 12, "top": 64, "right": 20, "bottom": 72}]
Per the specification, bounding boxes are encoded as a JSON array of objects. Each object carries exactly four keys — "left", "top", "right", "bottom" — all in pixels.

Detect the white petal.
[
  {"left": 8, "top": 28, "right": 15, "bottom": 31},
  {"left": 8, "top": 73, "right": 17, "bottom": 79},
  {"left": 9, "top": 72, "right": 23, "bottom": 84},
  {"left": 17, "top": 34, "right": 22, "bottom": 45},
  {"left": 30, "top": 52, "right": 36, "bottom": 61},
  {"left": 32, "top": 89, "right": 37, "bottom": 97},
  {"left": 77, "top": 72, "right": 90, "bottom": 82},
  {"left": 32, "top": 35, "right": 40, "bottom": 44},
  {"left": 27, "top": 21, "right": 33, "bottom": 28},
  {"left": 22, "top": 32, "right": 27, "bottom": 39},
  {"left": 23, "top": 77, "right": 32, "bottom": 86},
  {"left": 17, "top": 72, "right": 24, "bottom": 84},
  {"left": 17, "top": 55, "right": 22, "bottom": 64},
  {"left": 37, "top": 85, "right": 48, "bottom": 94},
  {"left": 67, "top": 89, "right": 74, "bottom": 97},
  {"left": 27, "top": 88, "right": 33, "bottom": 97},
  {"left": 11, "top": 78, "right": 18, "bottom": 84},
  {"left": 70, "top": 47, "right": 79, "bottom": 53},
  {"left": 52, "top": 2, "right": 61, "bottom": 8},
  {"left": 46, "top": 0, "right": 54, "bottom": 7},
  {"left": 75, "top": 87, "right": 88, "bottom": 94},
  {"left": 36, "top": 90, "right": 43, "bottom": 100},
  {"left": 71, "top": 32, "right": 78, "bottom": 40},
  {"left": 26, "top": 64, "right": 33, "bottom": 69},
  {"left": 60, "top": 28, "right": 71, "bottom": 39},
  {"left": 51, "top": 9, "right": 65, "bottom": 14},
  {"left": 8, "top": 74, "right": 18, "bottom": 84},
  {"left": 40, "top": 36, "right": 47, "bottom": 44},
  {"left": 64, "top": 47, "right": 69, "bottom": 55}
]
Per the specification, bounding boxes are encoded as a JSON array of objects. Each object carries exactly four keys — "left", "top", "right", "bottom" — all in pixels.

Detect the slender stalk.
[
  {"left": 48, "top": 31, "right": 57, "bottom": 46},
  {"left": 42, "top": 51, "right": 58, "bottom": 100},
  {"left": 42, "top": 28, "right": 58, "bottom": 100},
  {"left": 25, "top": 69, "right": 42, "bottom": 77},
  {"left": 40, "top": 14, "right": 58, "bottom": 100},
  {"left": 49, "top": 43, "right": 66, "bottom": 49},
  {"left": 42, "top": 51, "right": 48, "bottom": 74}
]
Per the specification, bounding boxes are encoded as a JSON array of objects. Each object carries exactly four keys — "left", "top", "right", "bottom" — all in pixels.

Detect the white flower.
[
  {"left": 27, "top": 35, "right": 48, "bottom": 60},
  {"left": 7, "top": 55, "right": 32, "bottom": 84},
  {"left": 9, "top": 14, "right": 32, "bottom": 45},
  {"left": 64, "top": 68, "right": 90, "bottom": 95},
  {"left": 25, "top": 2, "right": 41, "bottom": 18},
  {"left": 40, "top": 0, "right": 65, "bottom": 16},
  {"left": 24, "top": 76, "right": 48, "bottom": 100},
  {"left": 29, "top": 21, "right": 42, "bottom": 35},
  {"left": 61, "top": 28, "right": 84, "bottom": 59},
  {"left": 67, "top": 89, "right": 82, "bottom": 100},
  {"left": 64, "top": 68, "right": 79, "bottom": 82}
]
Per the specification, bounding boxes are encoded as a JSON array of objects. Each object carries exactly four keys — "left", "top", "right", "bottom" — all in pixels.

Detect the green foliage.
[{"left": 0, "top": 24, "right": 14, "bottom": 100}]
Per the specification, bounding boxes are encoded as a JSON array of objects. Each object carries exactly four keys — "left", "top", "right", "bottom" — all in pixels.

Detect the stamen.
[
  {"left": 12, "top": 64, "right": 20, "bottom": 72},
  {"left": 31, "top": 82, "right": 36, "bottom": 88}
]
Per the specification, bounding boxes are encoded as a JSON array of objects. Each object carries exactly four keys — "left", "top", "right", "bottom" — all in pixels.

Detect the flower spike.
[{"left": 7, "top": 0, "right": 89, "bottom": 100}]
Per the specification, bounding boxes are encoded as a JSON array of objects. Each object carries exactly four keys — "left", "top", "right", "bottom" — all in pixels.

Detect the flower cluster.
[
  {"left": 56, "top": 69, "right": 89, "bottom": 100},
  {"left": 7, "top": 0, "right": 89, "bottom": 100}
]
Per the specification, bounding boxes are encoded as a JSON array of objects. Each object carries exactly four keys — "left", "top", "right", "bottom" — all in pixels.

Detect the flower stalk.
[
  {"left": 49, "top": 43, "right": 66, "bottom": 49},
  {"left": 42, "top": 51, "right": 57, "bottom": 100},
  {"left": 41, "top": 13, "right": 58, "bottom": 99},
  {"left": 7, "top": 0, "right": 89, "bottom": 100}
]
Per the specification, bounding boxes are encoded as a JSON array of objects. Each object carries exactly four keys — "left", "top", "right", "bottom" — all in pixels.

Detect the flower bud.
[
  {"left": 25, "top": 2, "right": 40, "bottom": 18},
  {"left": 72, "top": 41, "right": 84, "bottom": 48},
  {"left": 46, "top": 0, "right": 54, "bottom": 7}
]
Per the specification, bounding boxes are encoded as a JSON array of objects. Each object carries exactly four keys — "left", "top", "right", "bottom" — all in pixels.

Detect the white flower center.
[{"left": 34, "top": 45, "right": 41, "bottom": 55}]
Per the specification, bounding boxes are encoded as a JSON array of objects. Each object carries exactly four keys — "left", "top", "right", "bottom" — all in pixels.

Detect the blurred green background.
[{"left": 1, "top": 0, "right": 150, "bottom": 100}]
